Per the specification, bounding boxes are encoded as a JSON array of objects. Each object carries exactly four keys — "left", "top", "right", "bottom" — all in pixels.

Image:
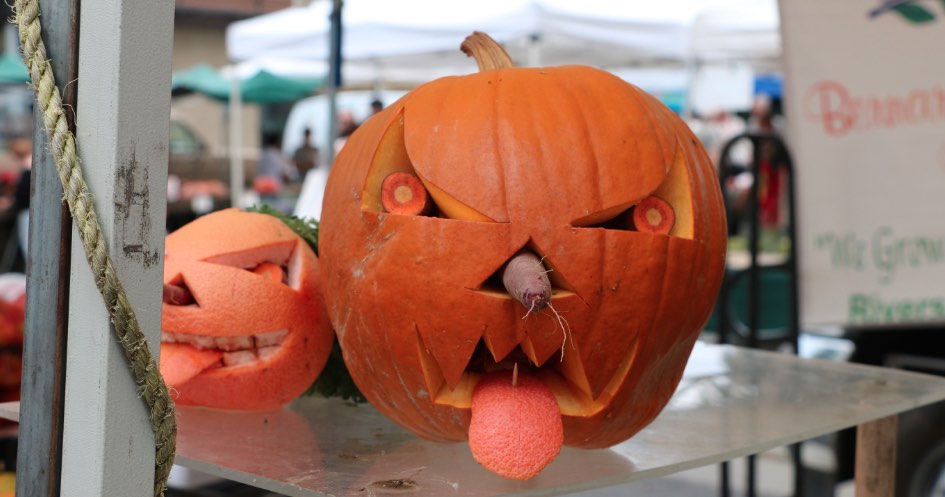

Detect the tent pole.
[
  {"left": 683, "top": 60, "right": 699, "bottom": 120},
  {"left": 229, "top": 75, "right": 244, "bottom": 209},
  {"left": 527, "top": 33, "right": 541, "bottom": 67},
  {"left": 326, "top": 0, "right": 342, "bottom": 168}
]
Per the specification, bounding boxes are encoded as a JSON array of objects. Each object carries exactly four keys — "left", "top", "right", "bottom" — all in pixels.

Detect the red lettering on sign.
[{"left": 802, "top": 80, "right": 945, "bottom": 137}]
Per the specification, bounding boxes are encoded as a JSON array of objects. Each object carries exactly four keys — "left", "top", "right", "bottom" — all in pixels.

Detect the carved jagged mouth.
[
  {"left": 161, "top": 329, "right": 288, "bottom": 368},
  {"left": 419, "top": 334, "right": 640, "bottom": 417},
  {"left": 416, "top": 244, "right": 641, "bottom": 416}
]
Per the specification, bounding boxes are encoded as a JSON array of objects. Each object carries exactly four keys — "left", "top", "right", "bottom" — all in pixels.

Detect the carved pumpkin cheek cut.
[
  {"left": 321, "top": 57, "right": 726, "bottom": 447},
  {"left": 160, "top": 209, "right": 334, "bottom": 411}
]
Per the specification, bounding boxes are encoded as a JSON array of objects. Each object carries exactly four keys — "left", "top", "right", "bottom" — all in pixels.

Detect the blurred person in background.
[
  {"left": 292, "top": 127, "right": 319, "bottom": 177},
  {"left": 704, "top": 109, "right": 749, "bottom": 167},
  {"left": 7, "top": 138, "right": 32, "bottom": 260},
  {"left": 254, "top": 132, "right": 298, "bottom": 211},
  {"left": 370, "top": 98, "right": 384, "bottom": 115},
  {"left": 333, "top": 110, "right": 359, "bottom": 155},
  {"left": 717, "top": 94, "right": 788, "bottom": 236},
  {"left": 747, "top": 93, "right": 788, "bottom": 229}
]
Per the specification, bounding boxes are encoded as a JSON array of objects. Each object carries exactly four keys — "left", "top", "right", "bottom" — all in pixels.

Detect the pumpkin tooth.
[
  {"left": 551, "top": 342, "right": 593, "bottom": 399},
  {"left": 518, "top": 337, "right": 541, "bottom": 366},
  {"left": 254, "top": 329, "right": 288, "bottom": 347},
  {"left": 222, "top": 350, "right": 257, "bottom": 367},
  {"left": 214, "top": 335, "right": 254, "bottom": 351},
  {"left": 258, "top": 345, "right": 280, "bottom": 360},
  {"left": 176, "top": 333, "right": 216, "bottom": 350},
  {"left": 161, "top": 331, "right": 178, "bottom": 343},
  {"left": 483, "top": 323, "right": 523, "bottom": 362}
]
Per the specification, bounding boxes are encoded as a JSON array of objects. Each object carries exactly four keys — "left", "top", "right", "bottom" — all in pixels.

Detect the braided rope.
[{"left": 14, "top": 1, "right": 176, "bottom": 495}]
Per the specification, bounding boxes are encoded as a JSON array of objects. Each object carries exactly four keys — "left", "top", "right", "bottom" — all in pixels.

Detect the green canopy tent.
[
  {"left": 0, "top": 55, "right": 33, "bottom": 145},
  {"left": 0, "top": 54, "right": 30, "bottom": 84},
  {"left": 171, "top": 63, "right": 323, "bottom": 103},
  {"left": 240, "top": 70, "right": 323, "bottom": 104},
  {"left": 171, "top": 63, "right": 325, "bottom": 208},
  {"left": 171, "top": 63, "right": 231, "bottom": 98}
]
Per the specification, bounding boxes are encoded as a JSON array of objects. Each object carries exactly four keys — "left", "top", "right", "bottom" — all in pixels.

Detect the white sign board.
[{"left": 781, "top": 1, "right": 945, "bottom": 326}]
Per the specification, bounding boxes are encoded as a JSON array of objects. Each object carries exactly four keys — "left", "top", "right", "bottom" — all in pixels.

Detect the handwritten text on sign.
[
  {"left": 803, "top": 81, "right": 945, "bottom": 138},
  {"left": 782, "top": 0, "right": 945, "bottom": 325},
  {"left": 814, "top": 227, "right": 945, "bottom": 323}
]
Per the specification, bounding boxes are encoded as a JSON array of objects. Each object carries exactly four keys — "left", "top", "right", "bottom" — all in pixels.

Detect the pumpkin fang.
[{"left": 421, "top": 332, "right": 640, "bottom": 418}]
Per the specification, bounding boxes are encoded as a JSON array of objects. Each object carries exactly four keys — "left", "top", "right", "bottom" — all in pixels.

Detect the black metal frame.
[{"left": 715, "top": 131, "right": 802, "bottom": 497}]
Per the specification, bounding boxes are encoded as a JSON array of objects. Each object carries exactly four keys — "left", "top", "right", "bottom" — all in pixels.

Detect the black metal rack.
[{"left": 714, "top": 130, "right": 802, "bottom": 497}]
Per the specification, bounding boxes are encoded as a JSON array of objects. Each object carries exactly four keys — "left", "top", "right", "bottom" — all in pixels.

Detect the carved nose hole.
[{"left": 479, "top": 242, "right": 574, "bottom": 299}]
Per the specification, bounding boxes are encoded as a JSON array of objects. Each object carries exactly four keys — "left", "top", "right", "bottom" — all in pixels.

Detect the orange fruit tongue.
[
  {"left": 160, "top": 342, "right": 223, "bottom": 387},
  {"left": 468, "top": 370, "right": 563, "bottom": 480}
]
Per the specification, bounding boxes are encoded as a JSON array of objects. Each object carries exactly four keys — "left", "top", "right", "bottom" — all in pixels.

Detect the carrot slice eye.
[
  {"left": 630, "top": 196, "right": 675, "bottom": 235},
  {"left": 252, "top": 262, "right": 286, "bottom": 284},
  {"left": 381, "top": 171, "right": 432, "bottom": 216}
]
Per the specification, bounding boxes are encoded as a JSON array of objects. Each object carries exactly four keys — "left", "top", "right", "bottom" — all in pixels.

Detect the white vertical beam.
[{"left": 60, "top": 0, "right": 174, "bottom": 495}]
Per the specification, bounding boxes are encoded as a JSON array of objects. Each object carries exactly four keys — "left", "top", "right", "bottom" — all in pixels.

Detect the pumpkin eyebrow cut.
[{"left": 360, "top": 111, "right": 498, "bottom": 222}]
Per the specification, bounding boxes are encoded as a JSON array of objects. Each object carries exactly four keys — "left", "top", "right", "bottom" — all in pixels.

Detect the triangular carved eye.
[
  {"left": 361, "top": 110, "right": 497, "bottom": 222},
  {"left": 247, "top": 261, "right": 288, "bottom": 285},
  {"left": 201, "top": 240, "right": 302, "bottom": 290},
  {"left": 570, "top": 148, "right": 695, "bottom": 239},
  {"left": 571, "top": 196, "right": 676, "bottom": 234}
]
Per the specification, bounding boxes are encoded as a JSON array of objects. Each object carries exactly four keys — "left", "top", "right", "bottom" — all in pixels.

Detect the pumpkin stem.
[{"left": 461, "top": 31, "right": 515, "bottom": 72}]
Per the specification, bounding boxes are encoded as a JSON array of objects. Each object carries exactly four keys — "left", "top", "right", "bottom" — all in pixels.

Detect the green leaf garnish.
[
  {"left": 247, "top": 204, "right": 367, "bottom": 403},
  {"left": 247, "top": 204, "right": 319, "bottom": 254},
  {"left": 894, "top": 3, "right": 935, "bottom": 22}
]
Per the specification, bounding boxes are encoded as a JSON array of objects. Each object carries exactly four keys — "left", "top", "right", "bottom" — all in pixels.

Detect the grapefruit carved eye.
[{"left": 159, "top": 209, "right": 334, "bottom": 411}]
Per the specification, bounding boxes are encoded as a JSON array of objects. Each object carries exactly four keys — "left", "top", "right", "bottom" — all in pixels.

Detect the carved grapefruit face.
[
  {"left": 161, "top": 209, "right": 334, "bottom": 411},
  {"left": 320, "top": 65, "right": 725, "bottom": 447}
]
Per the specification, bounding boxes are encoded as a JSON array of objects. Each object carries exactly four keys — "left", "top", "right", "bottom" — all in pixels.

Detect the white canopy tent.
[
  {"left": 226, "top": 0, "right": 780, "bottom": 89},
  {"left": 223, "top": 0, "right": 780, "bottom": 217},
  {"left": 690, "top": 0, "right": 781, "bottom": 70}
]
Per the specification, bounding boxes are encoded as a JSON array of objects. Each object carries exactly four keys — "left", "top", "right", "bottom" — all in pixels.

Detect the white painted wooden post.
[{"left": 59, "top": 0, "right": 174, "bottom": 495}]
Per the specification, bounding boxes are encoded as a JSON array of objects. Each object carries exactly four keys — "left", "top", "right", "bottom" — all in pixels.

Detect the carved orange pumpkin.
[
  {"left": 161, "top": 208, "right": 334, "bottom": 410},
  {"left": 320, "top": 34, "right": 725, "bottom": 448}
]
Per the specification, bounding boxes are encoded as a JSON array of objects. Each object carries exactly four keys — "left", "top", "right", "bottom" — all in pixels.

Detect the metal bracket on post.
[{"left": 15, "top": 0, "right": 77, "bottom": 494}]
